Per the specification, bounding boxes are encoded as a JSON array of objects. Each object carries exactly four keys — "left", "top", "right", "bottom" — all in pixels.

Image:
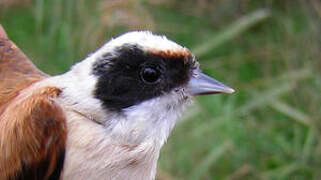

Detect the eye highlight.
[{"left": 140, "top": 67, "right": 161, "bottom": 84}]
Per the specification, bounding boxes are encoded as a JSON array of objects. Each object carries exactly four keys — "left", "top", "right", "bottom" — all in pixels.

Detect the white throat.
[{"left": 106, "top": 92, "right": 189, "bottom": 146}]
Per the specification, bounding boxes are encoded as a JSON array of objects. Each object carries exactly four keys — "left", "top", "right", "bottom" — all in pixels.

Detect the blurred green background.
[{"left": 1, "top": 0, "right": 321, "bottom": 179}]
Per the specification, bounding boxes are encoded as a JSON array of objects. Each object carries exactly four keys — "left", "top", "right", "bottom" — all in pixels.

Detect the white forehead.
[
  {"left": 109, "top": 31, "right": 183, "bottom": 51},
  {"left": 92, "top": 31, "right": 185, "bottom": 59}
]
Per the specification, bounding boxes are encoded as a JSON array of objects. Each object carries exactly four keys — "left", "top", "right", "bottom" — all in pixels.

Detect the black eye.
[{"left": 140, "top": 67, "right": 160, "bottom": 84}]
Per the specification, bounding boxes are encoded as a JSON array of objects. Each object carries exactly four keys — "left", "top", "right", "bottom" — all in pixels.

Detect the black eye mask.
[{"left": 92, "top": 45, "right": 194, "bottom": 111}]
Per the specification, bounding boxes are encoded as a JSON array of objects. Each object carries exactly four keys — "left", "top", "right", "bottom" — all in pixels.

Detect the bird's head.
[{"left": 59, "top": 31, "right": 234, "bottom": 146}]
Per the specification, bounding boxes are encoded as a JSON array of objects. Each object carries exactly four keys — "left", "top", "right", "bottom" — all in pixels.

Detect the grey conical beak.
[{"left": 186, "top": 72, "right": 235, "bottom": 96}]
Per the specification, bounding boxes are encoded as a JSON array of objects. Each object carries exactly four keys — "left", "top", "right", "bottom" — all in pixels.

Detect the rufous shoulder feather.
[{"left": 0, "top": 86, "right": 67, "bottom": 179}]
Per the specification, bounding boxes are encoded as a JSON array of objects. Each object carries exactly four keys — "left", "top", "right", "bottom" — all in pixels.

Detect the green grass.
[{"left": 1, "top": 0, "right": 321, "bottom": 179}]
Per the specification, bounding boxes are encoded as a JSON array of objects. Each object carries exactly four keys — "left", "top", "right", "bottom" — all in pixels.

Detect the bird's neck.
[{"left": 62, "top": 110, "right": 161, "bottom": 180}]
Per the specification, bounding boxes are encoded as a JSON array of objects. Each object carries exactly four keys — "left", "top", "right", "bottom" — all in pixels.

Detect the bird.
[{"left": 0, "top": 25, "right": 234, "bottom": 180}]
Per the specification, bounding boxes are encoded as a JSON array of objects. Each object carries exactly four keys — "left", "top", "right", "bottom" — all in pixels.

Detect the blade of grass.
[
  {"left": 192, "top": 9, "right": 270, "bottom": 57},
  {"left": 189, "top": 141, "right": 233, "bottom": 180},
  {"left": 224, "top": 164, "right": 253, "bottom": 180},
  {"left": 248, "top": 67, "right": 312, "bottom": 88},
  {"left": 302, "top": 128, "right": 315, "bottom": 162},
  {"left": 260, "top": 163, "right": 301, "bottom": 179},
  {"left": 269, "top": 100, "right": 311, "bottom": 126},
  {"left": 35, "top": 0, "right": 44, "bottom": 33}
]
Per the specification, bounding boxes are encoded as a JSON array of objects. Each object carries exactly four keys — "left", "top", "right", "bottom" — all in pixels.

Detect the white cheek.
[{"left": 107, "top": 92, "right": 190, "bottom": 146}]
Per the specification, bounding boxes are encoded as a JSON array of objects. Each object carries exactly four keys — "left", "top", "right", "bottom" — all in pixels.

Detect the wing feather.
[{"left": 0, "top": 86, "right": 67, "bottom": 180}]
